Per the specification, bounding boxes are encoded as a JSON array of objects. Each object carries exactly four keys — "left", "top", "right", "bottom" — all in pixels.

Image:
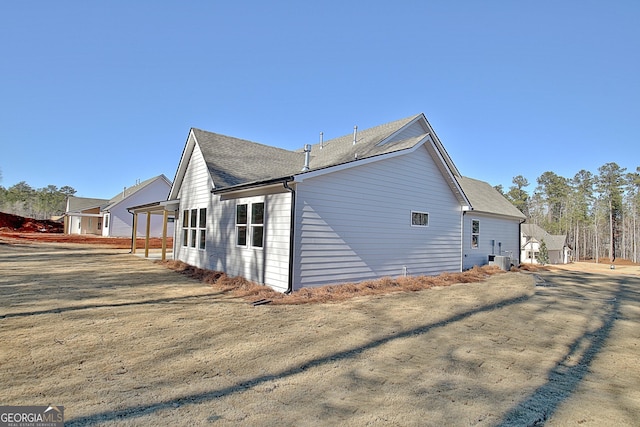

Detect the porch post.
[
  {"left": 161, "top": 209, "right": 168, "bottom": 261},
  {"left": 132, "top": 213, "right": 138, "bottom": 254},
  {"left": 144, "top": 212, "right": 151, "bottom": 258}
]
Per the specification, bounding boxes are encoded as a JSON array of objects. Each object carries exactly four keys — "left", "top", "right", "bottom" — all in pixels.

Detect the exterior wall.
[
  {"left": 292, "top": 146, "right": 463, "bottom": 290},
  {"left": 521, "top": 240, "right": 540, "bottom": 264},
  {"left": 174, "top": 143, "right": 292, "bottom": 292},
  {"left": 68, "top": 215, "right": 82, "bottom": 234},
  {"left": 175, "top": 144, "right": 214, "bottom": 269},
  {"left": 104, "top": 178, "right": 173, "bottom": 237},
  {"left": 463, "top": 212, "right": 521, "bottom": 270},
  {"left": 521, "top": 239, "right": 566, "bottom": 265}
]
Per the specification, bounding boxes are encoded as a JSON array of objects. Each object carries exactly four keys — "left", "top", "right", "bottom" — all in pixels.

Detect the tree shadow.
[
  {"left": 0, "top": 291, "right": 236, "bottom": 319},
  {"left": 64, "top": 293, "right": 531, "bottom": 425},
  {"left": 496, "top": 272, "right": 631, "bottom": 426}
]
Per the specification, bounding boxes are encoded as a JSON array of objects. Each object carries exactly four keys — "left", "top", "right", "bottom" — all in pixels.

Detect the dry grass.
[{"left": 159, "top": 260, "right": 507, "bottom": 305}]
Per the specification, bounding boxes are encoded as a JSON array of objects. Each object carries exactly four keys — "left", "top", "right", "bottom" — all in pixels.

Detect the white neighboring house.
[
  {"left": 521, "top": 223, "right": 571, "bottom": 264},
  {"left": 162, "top": 113, "right": 525, "bottom": 293},
  {"left": 64, "top": 175, "right": 173, "bottom": 238}
]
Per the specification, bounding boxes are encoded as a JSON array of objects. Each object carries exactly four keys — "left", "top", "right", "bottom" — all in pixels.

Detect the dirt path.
[{"left": 1, "top": 241, "right": 639, "bottom": 426}]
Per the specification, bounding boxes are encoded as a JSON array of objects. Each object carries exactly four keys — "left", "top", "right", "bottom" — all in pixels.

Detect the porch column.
[
  {"left": 132, "top": 213, "right": 138, "bottom": 254},
  {"left": 161, "top": 209, "right": 168, "bottom": 261},
  {"left": 144, "top": 212, "right": 151, "bottom": 258}
]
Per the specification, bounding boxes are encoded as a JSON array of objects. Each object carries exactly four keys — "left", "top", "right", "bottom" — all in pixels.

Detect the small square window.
[{"left": 411, "top": 211, "right": 429, "bottom": 227}]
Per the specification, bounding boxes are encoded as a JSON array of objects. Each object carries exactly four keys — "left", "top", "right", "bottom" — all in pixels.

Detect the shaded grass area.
[{"left": 159, "top": 260, "right": 515, "bottom": 305}]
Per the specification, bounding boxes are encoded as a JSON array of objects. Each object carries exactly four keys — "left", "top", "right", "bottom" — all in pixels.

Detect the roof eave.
[{"left": 211, "top": 176, "right": 295, "bottom": 195}]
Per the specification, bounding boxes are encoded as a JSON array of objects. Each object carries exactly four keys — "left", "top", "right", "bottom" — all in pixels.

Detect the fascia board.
[{"left": 168, "top": 130, "right": 197, "bottom": 200}]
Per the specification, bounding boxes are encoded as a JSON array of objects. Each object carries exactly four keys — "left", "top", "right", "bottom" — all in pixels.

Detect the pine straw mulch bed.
[{"left": 159, "top": 260, "right": 545, "bottom": 305}]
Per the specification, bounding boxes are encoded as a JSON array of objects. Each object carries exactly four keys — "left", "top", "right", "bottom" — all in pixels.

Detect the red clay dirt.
[{"left": 0, "top": 212, "right": 170, "bottom": 249}]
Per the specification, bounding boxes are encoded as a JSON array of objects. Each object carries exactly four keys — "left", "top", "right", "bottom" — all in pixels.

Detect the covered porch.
[{"left": 127, "top": 200, "right": 179, "bottom": 261}]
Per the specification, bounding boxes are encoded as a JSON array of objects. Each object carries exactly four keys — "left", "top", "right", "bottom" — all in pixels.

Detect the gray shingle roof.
[
  {"left": 457, "top": 176, "right": 526, "bottom": 219},
  {"left": 194, "top": 114, "right": 426, "bottom": 190},
  {"left": 302, "top": 114, "right": 424, "bottom": 170},
  {"left": 192, "top": 114, "right": 522, "bottom": 221},
  {"left": 66, "top": 196, "right": 109, "bottom": 213},
  {"left": 193, "top": 129, "right": 304, "bottom": 189},
  {"left": 521, "top": 223, "right": 567, "bottom": 251}
]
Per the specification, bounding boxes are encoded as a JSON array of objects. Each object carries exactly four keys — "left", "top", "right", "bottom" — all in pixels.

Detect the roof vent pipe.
[
  {"left": 301, "top": 144, "right": 311, "bottom": 172},
  {"left": 353, "top": 125, "right": 358, "bottom": 145},
  {"left": 320, "top": 132, "right": 324, "bottom": 149}
]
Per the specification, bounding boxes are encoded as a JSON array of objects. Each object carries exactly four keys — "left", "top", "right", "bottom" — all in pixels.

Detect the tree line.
[
  {"left": 496, "top": 162, "right": 640, "bottom": 263},
  {"left": 0, "top": 179, "right": 77, "bottom": 220}
]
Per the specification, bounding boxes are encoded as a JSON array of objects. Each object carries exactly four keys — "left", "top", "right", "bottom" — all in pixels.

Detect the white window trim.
[
  {"left": 410, "top": 210, "right": 429, "bottom": 227},
  {"left": 471, "top": 219, "right": 480, "bottom": 249},
  {"left": 236, "top": 201, "right": 265, "bottom": 249},
  {"left": 182, "top": 207, "right": 207, "bottom": 250}
]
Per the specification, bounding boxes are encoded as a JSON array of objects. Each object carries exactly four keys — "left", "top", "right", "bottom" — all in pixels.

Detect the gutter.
[
  {"left": 212, "top": 176, "right": 295, "bottom": 195},
  {"left": 282, "top": 179, "right": 296, "bottom": 294}
]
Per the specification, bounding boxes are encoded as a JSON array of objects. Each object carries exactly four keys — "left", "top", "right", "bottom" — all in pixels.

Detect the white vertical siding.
[
  {"left": 176, "top": 143, "right": 291, "bottom": 292},
  {"left": 292, "top": 146, "right": 462, "bottom": 289},
  {"left": 462, "top": 212, "right": 521, "bottom": 270}
]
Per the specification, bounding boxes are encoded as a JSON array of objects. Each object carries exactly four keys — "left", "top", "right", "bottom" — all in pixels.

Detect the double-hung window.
[
  {"left": 236, "top": 202, "right": 264, "bottom": 248},
  {"left": 182, "top": 208, "right": 207, "bottom": 249},
  {"left": 471, "top": 219, "right": 480, "bottom": 249}
]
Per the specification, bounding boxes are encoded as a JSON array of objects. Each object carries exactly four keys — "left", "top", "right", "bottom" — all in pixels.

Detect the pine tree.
[{"left": 538, "top": 239, "right": 549, "bottom": 265}]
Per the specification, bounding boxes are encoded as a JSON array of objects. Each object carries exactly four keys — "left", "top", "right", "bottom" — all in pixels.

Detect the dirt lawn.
[{"left": 1, "top": 240, "right": 639, "bottom": 426}]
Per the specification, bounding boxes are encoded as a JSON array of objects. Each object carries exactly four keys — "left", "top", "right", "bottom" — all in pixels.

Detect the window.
[
  {"left": 236, "top": 204, "right": 247, "bottom": 246},
  {"left": 190, "top": 209, "right": 197, "bottom": 228},
  {"left": 182, "top": 208, "right": 207, "bottom": 249},
  {"left": 198, "top": 208, "right": 207, "bottom": 250},
  {"left": 471, "top": 220, "right": 480, "bottom": 248},
  {"left": 251, "top": 202, "right": 264, "bottom": 248},
  {"left": 104, "top": 215, "right": 109, "bottom": 228},
  {"left": 411, "top": 211, "right": 429, "bottom": 227},
  {"left": 236, "top": 202, "right": 264, "bottom": 248},
  {"left": 182, "top": 210, "right": 189, "bottom": 247}
]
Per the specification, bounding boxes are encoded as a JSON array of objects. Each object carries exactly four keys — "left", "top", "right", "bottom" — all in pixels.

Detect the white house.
[
  {"left": 521, "top": 223, "right": 571, "bottom": 264},
  {"left": 164, "top": 113, "right": 525, "bottom": 292},
  {"left": 64, "top": 175, "right": 173, "bottom": 238}
]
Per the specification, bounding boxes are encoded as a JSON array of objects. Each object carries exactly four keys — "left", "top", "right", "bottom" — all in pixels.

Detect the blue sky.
[{"left": 1, "top": 1, "right": 638, "bottom": 199}]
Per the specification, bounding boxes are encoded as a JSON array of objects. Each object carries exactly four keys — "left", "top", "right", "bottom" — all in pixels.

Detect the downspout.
[
  {"left": 283, "top": 180, "right": 296, "bottom": 294},
  {"left": 460, "top": 207, "right": 465, "bottom": 271},
  {"left": 519, "top": 218, "right": 527, "bottom": 266}
]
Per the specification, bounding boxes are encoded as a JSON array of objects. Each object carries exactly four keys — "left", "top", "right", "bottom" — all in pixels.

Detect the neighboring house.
[
  {"left": 162, "top": 113, "right": 525, "bottom": 293},
  {"left": 64, "top": 175, "right": 173, "bottom": 237},
  {"left": 64, "top": 197, "right": 109, "bottom": 235},
  {"left": 521, "top": 223, "right": 571, "bottom": 264}
]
